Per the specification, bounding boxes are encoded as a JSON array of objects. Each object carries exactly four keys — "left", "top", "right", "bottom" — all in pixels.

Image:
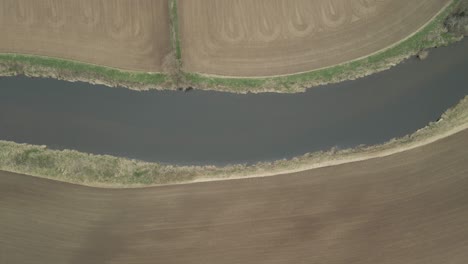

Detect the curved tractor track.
[
  {"left": 2, "top": 129, "right": 468, "bottom": 263},
  {"left": 179, "top": 0, "right": 451, "bottom": 76}
]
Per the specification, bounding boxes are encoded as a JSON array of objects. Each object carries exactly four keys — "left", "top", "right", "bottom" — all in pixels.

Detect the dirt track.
[
  {"left": 0, "top": 0, "right": 171, "bottom": 72},
  {"left": 179, "top": 0, "right": 451, "bottom": 76},
  {"left": 2, "top": 129, "right": 468, "bottom": 263}
]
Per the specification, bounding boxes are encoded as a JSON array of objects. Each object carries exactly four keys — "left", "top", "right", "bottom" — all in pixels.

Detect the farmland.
[
  {"left": 2, "top": 128, "right": 468, "bottom": 263},
  {"left": 0, "top": 0, "right": 171, "bottom": 72},
  {"left": 179, "top": 0, "right": 451, "bottom": 76}
]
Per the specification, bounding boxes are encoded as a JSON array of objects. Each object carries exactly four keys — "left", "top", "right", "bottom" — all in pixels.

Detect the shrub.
[{"left": 445, "top": 1, "right": 468, "bottom": 36}]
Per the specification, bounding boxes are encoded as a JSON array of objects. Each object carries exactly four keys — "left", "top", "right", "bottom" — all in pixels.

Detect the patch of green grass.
[
  {"left": 184, "top": 0, "right": 463, "bottom": 93},
  {"left": 182, "top": 72, "right": 269, "bottom": 91},
  {"left": 13, "top": 148, "right": 55, "bottom": 169}
]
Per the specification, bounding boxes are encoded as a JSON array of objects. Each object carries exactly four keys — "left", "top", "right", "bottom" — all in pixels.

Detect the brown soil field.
[
  {"left": 0, "top": 0, "right": 171, "bottom": 72},
  {"left": 2, "top": 129, "right": 468, "bottom": 263},
  {"left": 179, "top": 0, "right": 451, "bottom": 77}
]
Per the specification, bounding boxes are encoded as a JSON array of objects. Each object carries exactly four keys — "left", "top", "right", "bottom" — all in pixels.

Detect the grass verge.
[
  {"left": 0, "top": 53, "right": 171, "bottom": 90},
  {"left": 1, "top": 95, "right": 468, "bottom": 188}
]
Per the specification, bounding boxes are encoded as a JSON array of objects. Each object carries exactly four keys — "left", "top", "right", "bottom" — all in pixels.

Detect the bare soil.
[
  {"left": 0, "top": 0, "right": 171, "bottom": 72},
  {"left": 2, "top": 129, "right": 468, "bottom": 264},
  {"left": 179, "top": 0, "right": 451, "bottom": 76}
]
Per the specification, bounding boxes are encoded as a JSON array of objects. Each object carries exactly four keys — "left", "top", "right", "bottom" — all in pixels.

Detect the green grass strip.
[{"left": 0, "top": 53, "right": 168, "bottom": 87}]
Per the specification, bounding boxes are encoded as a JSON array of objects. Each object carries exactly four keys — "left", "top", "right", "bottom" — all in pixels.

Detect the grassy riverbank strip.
[
  {"left": 1, "top": 95, "right": 468, "bottom": 187},
  {"left": 182, "top": 0, "right": 463, "bottom": 93},
  {"left": 0, "top": 0, "right": 465, "bottom": 93},
  {"left": 0, "top": 53, "right": 171, "bottom": 90}
]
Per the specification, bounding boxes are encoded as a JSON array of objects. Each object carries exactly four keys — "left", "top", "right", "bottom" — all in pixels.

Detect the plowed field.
[
  {"left": 2, "top": 129, "right": 468, "bottom": 263},
  {"left": 179, "top": 0, "right": 451, "bottom": 76},
  {"left": 0, "top": 0, "right": 171, "bottom": 72}
]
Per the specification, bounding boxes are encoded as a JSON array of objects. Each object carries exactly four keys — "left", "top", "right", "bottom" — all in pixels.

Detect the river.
[{"left": 0, "top": 39, "right": 467, "bottom": 165}]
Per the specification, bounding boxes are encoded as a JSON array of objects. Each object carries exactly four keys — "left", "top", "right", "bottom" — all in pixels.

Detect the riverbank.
[
  {"left": 0, "top": 0, "right": 464, "bottom": 93},
  {"left": 1, "top": 95, "right": 468, "bottom": 188},
  {"left": 0, "top": 53, "right": 172, "bottom": 91}
]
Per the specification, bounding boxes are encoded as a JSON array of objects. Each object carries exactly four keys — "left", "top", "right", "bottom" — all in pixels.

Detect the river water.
[{"left": 0, "top": 39, "right": 467, "bottom": 165}]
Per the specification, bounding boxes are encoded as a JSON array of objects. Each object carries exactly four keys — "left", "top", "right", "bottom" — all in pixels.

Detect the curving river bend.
[{"left": 1, "top": 39, "right": 467, "bottom": 166}]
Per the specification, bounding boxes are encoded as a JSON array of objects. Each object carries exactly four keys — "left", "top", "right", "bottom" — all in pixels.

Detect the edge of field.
[
  {"left": 0, "top": 53, "right": 173, "bottom": 90},
  {"left": 1, "top": 95, "right": 468, "bottom": 188},
  {"left": 0, "top": 0, "right": 464, "bottom": 94}
]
